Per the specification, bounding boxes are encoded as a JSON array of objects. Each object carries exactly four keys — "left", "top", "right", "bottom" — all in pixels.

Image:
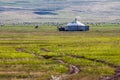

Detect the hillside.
[{"left": 0, "top": 0, "right": 120, "bottom": 23}]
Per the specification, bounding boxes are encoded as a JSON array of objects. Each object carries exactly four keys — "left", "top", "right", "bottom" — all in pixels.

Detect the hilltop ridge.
[{"left": 0, "top": 0, "right": 120, "bottom": 23}]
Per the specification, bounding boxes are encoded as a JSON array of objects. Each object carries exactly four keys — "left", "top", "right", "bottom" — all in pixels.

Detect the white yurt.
[{"left": 64, "top": 18, "right": 89, "bottom": 31}]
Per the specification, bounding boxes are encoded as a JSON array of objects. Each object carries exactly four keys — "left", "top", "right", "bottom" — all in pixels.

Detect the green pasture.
[{"left": 0, "top": 24, "right": 119, "bottom": 80}]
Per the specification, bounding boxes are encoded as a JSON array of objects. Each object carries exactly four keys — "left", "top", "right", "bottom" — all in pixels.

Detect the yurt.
[{"left": 58, "top": 18, "right": 89, "bottom": 31}]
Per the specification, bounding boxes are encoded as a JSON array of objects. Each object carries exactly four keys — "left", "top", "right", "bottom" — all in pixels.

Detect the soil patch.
[
  {"left": 15, "top": 48, "right": 24, "bottom": 52},
  {"left": 55, "top": 59, "right": 80, "bottom": 74},
  {"left": 51, "top": 59, "right": 81, "bottom": 80},
  {"left": 100, "top": 67, "right": 120, "bottom": 80}
]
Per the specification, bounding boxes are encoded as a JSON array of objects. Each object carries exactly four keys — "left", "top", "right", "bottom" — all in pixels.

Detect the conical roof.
[{"left": 66, "top": 18, "right": 85, "bottom": 26}]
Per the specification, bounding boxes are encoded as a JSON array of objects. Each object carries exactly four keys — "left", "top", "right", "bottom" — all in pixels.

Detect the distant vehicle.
[{"left": 58, "top": 18, "right": 89, "bottom": 31}]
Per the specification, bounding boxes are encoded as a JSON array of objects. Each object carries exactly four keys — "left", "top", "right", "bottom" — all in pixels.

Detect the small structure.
[
  {"left": 58, "top": 18, "right": 89, "bottom": 31},
  {"left": 35, "top": 25, "right": 39, "bottom": 29}
]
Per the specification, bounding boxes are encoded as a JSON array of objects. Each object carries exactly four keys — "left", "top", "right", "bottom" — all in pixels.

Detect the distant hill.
[{"left": 0, "top": 0, "right": 120, "bottom": 23}]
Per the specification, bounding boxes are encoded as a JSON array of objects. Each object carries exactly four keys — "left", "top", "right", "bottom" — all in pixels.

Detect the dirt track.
[
  {"left": 68, "top": 54, "right": 120, "bottom": 80},
  {"left": 15, "top": 48, "right": 120, "bottom": 80}
]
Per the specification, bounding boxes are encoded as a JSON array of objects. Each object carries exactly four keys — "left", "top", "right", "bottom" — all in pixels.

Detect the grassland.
[{"left": 0, "top": 24, "right": 120, "bottom": 80}]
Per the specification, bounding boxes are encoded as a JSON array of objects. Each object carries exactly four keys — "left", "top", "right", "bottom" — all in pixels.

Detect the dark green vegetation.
[{"left": 0, "top": 24, "right": 120, "bottom": 80}]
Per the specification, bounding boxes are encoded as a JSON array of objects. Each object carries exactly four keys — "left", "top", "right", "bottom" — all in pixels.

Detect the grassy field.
[{"left": 0, "top": 24, "right": 120, "bottom": 80}]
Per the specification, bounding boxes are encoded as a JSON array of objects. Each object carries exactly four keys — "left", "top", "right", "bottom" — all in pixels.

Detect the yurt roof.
[{"left": 66, "top": 19, "right": 85, "bottom": 26}]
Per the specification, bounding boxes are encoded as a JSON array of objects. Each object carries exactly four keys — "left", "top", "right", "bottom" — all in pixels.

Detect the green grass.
[{"left": 0, "top": 24, "right": 119, "bottom": 80}]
